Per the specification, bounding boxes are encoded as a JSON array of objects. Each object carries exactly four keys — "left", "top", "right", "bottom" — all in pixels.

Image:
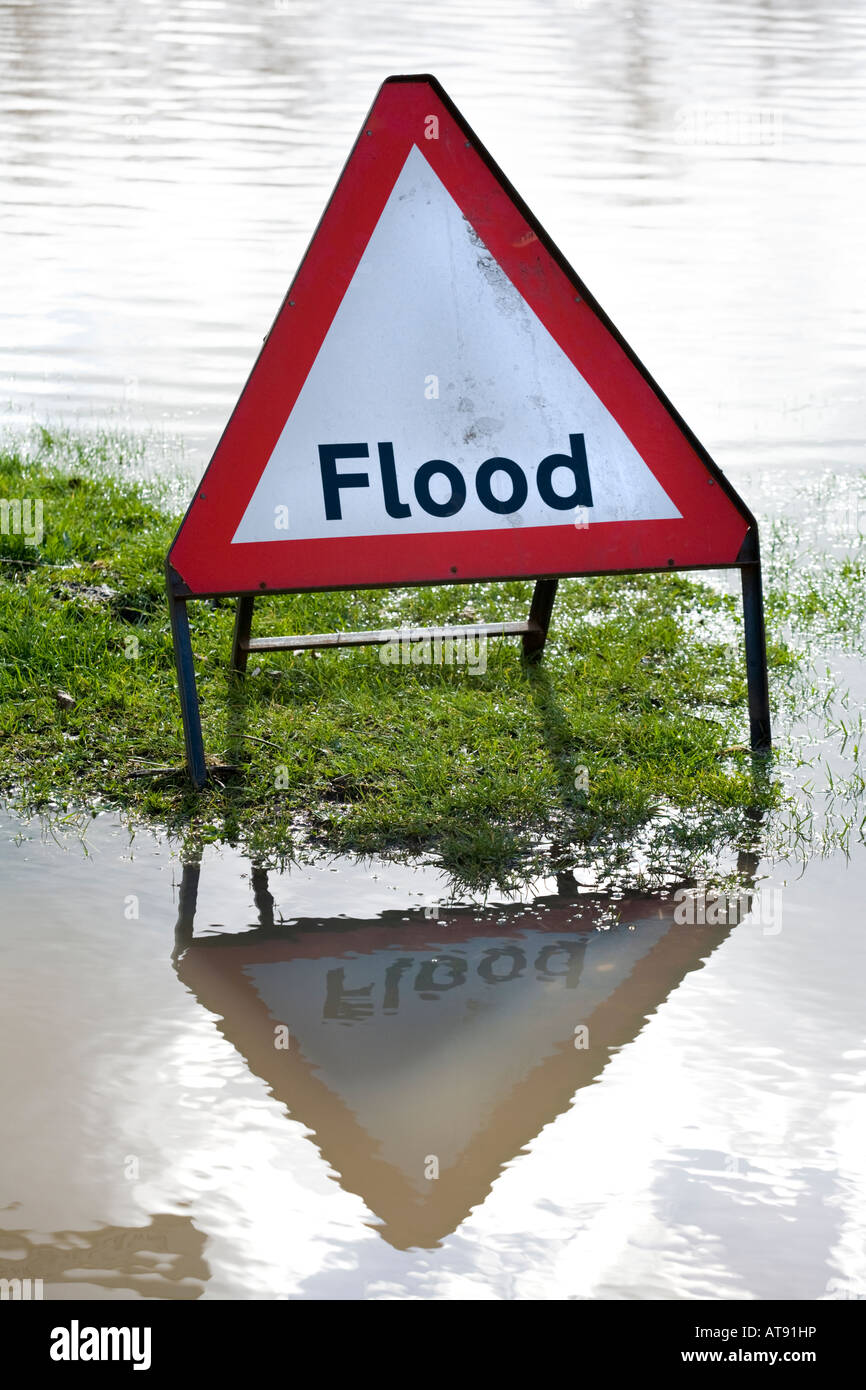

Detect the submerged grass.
[{"left": 0, "top": 428, "right": 804, "bottom": 884}]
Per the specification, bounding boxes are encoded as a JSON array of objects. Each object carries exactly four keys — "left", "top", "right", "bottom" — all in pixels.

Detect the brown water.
[
  {"left": 1, "top": 0, "right": 865, "bottom": 1299},
  {"left": 2, "top": 809, "right": 865, "bottom": 1298}
]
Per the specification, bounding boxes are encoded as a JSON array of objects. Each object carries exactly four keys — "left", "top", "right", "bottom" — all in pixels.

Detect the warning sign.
[
  {"left": 168, "top": 76, "right": 752, "bottom": 596},
  {"left": 166, "top": 74, "right": 770, "bottom": 786}
]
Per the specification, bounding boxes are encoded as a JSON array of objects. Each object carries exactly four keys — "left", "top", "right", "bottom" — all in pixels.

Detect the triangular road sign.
[
  {"left": 165, "top": 75, "right": 771, "bottom": 789},
  {"left": 168, "top": 75, "right": 754, "bottom": 597}
]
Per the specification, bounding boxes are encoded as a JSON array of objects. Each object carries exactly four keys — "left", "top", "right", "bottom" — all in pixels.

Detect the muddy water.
[
  {"left": 1, "top": 0, "right": 866, "bottom": 1299},
  {"left": 2, "top": 808, "right": 865, "bottom": 1298}
]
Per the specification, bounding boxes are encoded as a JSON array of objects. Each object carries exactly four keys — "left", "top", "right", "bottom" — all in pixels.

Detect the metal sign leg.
[
  {"left": 741, "top": 561, "right": 772, "bottom": 752},
  {"left": 167, "top": 583, "right": 208, "bottom": 788},
  {"left": 231, "top": 595, "right": 255, "bottom": 675},
  {"left": 523, "top": 578, "right": 559, "bottom": 661}
]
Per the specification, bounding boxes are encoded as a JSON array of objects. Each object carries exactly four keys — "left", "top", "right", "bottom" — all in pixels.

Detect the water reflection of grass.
[
  {"left": 0, "top": 428, "right": 861, "bottom": 888},
  {"left": 761, "top": 495, "right": 866, "bottom": 864}
]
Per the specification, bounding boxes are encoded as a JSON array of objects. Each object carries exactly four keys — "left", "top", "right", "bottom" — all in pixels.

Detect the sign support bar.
[{"left": 227, "top": 577, "right": 558, "bottom": 669}]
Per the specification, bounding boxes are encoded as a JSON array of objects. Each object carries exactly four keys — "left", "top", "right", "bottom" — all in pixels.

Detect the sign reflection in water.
[{"left": 173, "top": 862, "right": 757, "bottom": 1250}]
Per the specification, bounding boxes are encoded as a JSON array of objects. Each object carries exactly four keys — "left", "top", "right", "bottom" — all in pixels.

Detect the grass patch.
[{"left": 0, "top": 429, "right": 788, "bottom": 886}]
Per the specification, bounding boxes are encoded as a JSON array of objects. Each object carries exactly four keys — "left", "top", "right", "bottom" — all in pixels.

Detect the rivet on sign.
[
  {"left": 366, "top": 129, "right": 372, "bottom": 136},
  {"left": 667, "top": 559, "right": 674, "bottom": 567},
  {"left": 288, "top": 300, "right": 295, "bottom": 307},
  {"left": 465, "top": 141, "right": 471, "bottom": 147},
  {"left": 199, "top": 493, "right": 206, "bottom": 500},
  {"left": 708, "top": 478, "right": 714, "bottom": 484},
  {"left": 450, "top": 565, "right": 458, "bottom": 574},
  {"left": 259, "top": 581, "right": 267, "bottom": 589}
]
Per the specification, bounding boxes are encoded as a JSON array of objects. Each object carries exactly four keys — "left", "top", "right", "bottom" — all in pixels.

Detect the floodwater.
[{"left": 1, "top": 0, "right": 865, "bottom": 1299}]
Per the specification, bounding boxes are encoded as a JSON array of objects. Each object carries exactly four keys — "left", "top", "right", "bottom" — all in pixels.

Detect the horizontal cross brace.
[{"left": 241, "top": 619, "right": 537, "bottom": 653}]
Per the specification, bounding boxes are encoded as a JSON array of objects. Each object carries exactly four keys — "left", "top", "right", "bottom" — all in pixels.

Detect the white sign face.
[{"left": 232, "top": 145, "right": 680, "bottom": 546}]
